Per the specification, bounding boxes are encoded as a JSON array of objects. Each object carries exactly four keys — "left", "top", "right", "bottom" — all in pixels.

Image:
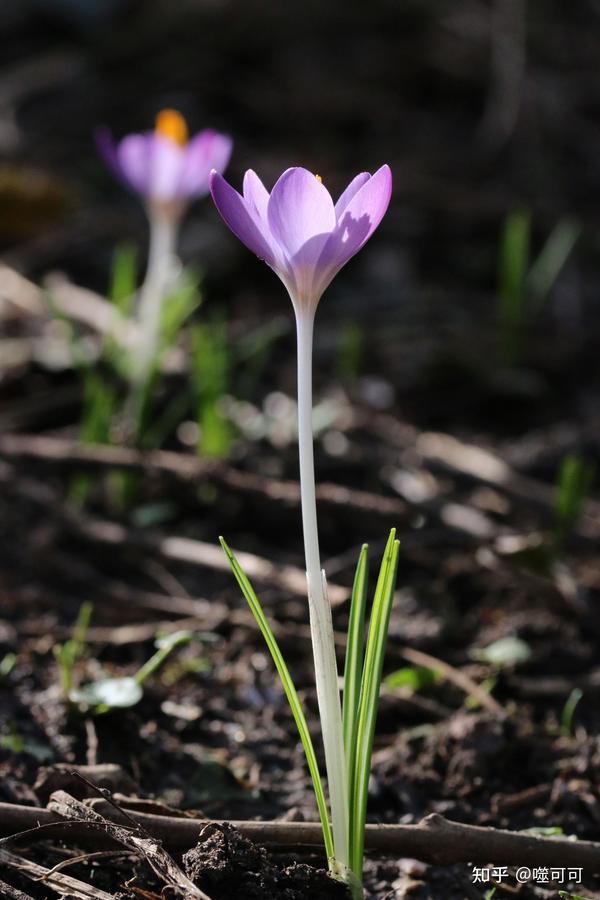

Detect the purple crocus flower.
[
  {"left": 209, "top": 165, "right": 391, "bottom": 313},
  {"left": 98, "top": 109, "right": 232, "bottom": 219},
  {"left": 210, "top": 163, "right": 392, "bottom": 881},
  {"left": 96, "top": 111, "right": 231, "bottom": 392}
]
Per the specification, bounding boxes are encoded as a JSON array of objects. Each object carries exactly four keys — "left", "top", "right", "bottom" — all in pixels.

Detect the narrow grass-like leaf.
[
  {"left": 561, "top": 687, "right": 583, "bottom": 737},
  {"left": 342, "top": 544, "right": 368, "bottom": 810},
  {"left": 220, "top": 536, "right": 335, "bottom": 862},
  {"left": 349, "top": 529, "right": 400, "bottom": 880},
  {"left": 554, "top": 454, "right": 595, "bottom": 541},
  {"left": 499, "top": 209, "right": 531, "bottom": 328},
  {"left": 109, "top": 243, "right": 138, "bottom": 318},
  {"left": 498, "top": 209, "right": 531, "bottom": 365},
  {"left": 528, "top": 218, "right": 581, "bottom": 312},
  {"left": 134, "top": 630, "right": 193, "bottom": 685},
  {"left": 192, "top": 317, "right": 232, "bottom": 458}
]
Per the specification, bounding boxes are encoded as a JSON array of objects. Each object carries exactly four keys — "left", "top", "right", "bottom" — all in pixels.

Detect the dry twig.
[
  {"left": 0, "top": 879, "right": 36, "bottom": 900},
  {"left": 1, "top": 800, "right": 599, "bottom": 872},
  {"left": 400, "top": 645, "right": 506, "bottom": 719},
  {"left": 0, "top": 847, "right": 116, "bottom": 900}
]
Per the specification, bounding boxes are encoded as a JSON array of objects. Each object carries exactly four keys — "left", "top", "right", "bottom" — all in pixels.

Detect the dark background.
[
  {"left": 2, "top": 5, "right": 600, "bottom": 898},
  {"left": 2, "top": 0, "right": 600, "bottom": 439}
]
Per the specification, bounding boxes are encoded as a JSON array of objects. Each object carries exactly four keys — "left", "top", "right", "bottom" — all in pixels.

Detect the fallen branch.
[
  {"left": 0, "top": 878, "right": 36, "bottom": 900},
  {"left": 0, "top": 264, "right": 45, "bottom": 318},
  {"left": 0, "top": 461, "right": 348, "bottom": 603},
  {"left": 0, "top": 847, "right": 116, "bottom": 900},
  {"left": 48, "top": 792, "right": 212, "bottom": 900},
  {"left": 0, "top": 431, "right": 409, "bottom": 524},
  {"left": 1, "top": 801, "right": 599, "bottom": 871}
]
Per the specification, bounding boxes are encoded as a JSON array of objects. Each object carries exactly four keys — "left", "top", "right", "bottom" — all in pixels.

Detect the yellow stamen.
[
  {"left": 155, "top": 109, "right": 188, "bottom": 146},
  {"left": 315, "top": 174, "right": 322, "bottom": 183}
]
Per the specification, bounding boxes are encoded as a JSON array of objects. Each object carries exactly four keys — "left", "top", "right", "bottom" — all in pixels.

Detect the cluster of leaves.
[
  {"left": 53, "top": 246, "right": 290, "bottom": 511},
  {"left": 74, "top": 246, "right": 204, "bottom": 450},
  {"left": 221, "top": 530, "right": 400, "bottom": 889},
  {"left": 497, "top": 211, "right": 580, "bottom": 366}
]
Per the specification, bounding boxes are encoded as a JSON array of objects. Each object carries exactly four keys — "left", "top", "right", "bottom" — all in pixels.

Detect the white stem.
[
  {"left": 134, "top": 208, "right": 178, "bottom": 387},
  {"left": 295, "top": 308, "right": 349, "bottom": 869}
]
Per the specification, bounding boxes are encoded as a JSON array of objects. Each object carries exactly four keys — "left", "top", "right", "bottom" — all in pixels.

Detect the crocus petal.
[
  {"left": 267, "top": 167, "right": 336, "bottom": 260},
  {"left": 117, "top": 134, "right": 153, "bottom": 195},
  {"left": 266, "top": 168, "right": 338, "bottom": 307},
  {"left": 334, "top": 171, "right": 370, "bottom": 219},
  {"left": 210, "top": 171, "right": 278, "bottom": 266},
  {"left": 243, "top": 169, "right": 270, "bottom": 221},
  {"left": 178, "top": 130, "right": 233, "bottom": 198},
  {"left": 148, "top": 134, "right": 186, "bottom": 201},
  {"left": 210, "top": 164, "right": 392, "bottom": 315},
  {"left": 318, "top": 164, "right": 392, "bottom": 277}
]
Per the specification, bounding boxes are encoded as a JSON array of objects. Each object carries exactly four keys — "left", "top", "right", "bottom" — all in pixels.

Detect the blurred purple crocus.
[
  {"left": 210, "top": 164, "right": 391, "bottom": 881},
  {"left": 98, "top": 109, "right": 232, "bottom": 220},
  {"left": 97, "top": 110, "right": 232, "bottom": 394},
  {"left": 209, "top": 165, "right": 391, "bottom": 314}
]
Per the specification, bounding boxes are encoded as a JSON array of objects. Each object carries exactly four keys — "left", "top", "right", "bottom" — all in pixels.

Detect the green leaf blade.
[
  {"left": 342, "top": 544, "right": 369, "bottom": 818},
  {"left": 219, "top": 537, "right": 335, "bottom": 862},
  {"left": 349, "top": 529, "right": 400, "bottom": 880}
]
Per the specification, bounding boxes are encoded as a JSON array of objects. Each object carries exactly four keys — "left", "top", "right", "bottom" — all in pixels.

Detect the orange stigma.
[
  {"left": 315, "top": 174, "right": 322, "bottom": 183},
  {"left": 155, "top": 109, "right": 188, "bottom": 146}
]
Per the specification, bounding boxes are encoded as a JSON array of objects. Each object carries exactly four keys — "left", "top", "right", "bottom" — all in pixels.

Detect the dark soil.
[
  {"left": 183, "top": 824, "right": 349, "bottom": 899},
  {"left": 2, "top": 1, "right": 600, "bottom": 898}
]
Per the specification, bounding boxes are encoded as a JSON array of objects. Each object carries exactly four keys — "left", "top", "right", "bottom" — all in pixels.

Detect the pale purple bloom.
[
  {"left": 97, "top": 110, "right": 232, "bottom": 215},
  {"left": 209, "top": 165, "right": 392, "bottom": 313}
]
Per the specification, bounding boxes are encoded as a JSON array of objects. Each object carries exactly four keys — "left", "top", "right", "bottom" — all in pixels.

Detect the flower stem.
[
  {"left": 121, "top": 209, "right": 178, "bottom": 444},
  {"left": 295, "top": 309, "right": 349, "bottom": 871},
  {"left": 134, "top": 209, "right": 178, "bottom": 388}
]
